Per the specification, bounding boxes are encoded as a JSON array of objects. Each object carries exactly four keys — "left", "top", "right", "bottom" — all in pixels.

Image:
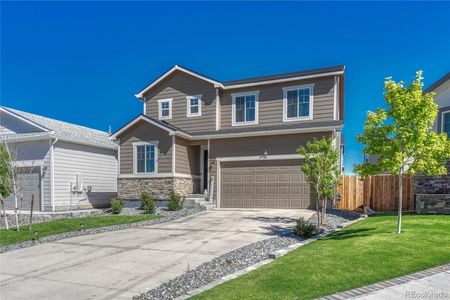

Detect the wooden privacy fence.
[{"left": 336, "top": 175, "right": 414, "bottom": 212}]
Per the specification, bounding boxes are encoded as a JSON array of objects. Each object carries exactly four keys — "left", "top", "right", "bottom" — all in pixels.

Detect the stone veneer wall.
[
  {"left": 414, "top": 160, "right": 450, "bottom": 194},
  {"left": 118, "top": 177, "right": 200, "bottom": 200},
  {"left": 416, "top": 194, "right": 450, "bottom": 214}
]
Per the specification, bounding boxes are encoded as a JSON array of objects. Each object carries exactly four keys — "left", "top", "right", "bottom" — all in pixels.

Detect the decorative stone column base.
[{"left": 118, "top": 176, "right": 200, "bottom": 200}]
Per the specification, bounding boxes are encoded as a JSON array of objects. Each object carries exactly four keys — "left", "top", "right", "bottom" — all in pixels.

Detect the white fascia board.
[
  {"left": 0, "top": 107, "right": 51, "bottom": 132},
  {"left": 221, "top": 70, "right": 344, "bottom": 90},
  {"left": 0, "top": 132, "right": 53, "bottom": 143},
  {"left": 12, "top": 160, "right": 44, "bottom": 167},
  {"left": 135, "top": 65, "right": 222, "bottom": 99}
]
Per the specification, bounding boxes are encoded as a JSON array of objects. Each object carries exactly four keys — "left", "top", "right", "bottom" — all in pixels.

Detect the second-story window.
[
  {"left": 158, "top": 99, "right": 172, "bottom": 120},
  {"left": 443, "top": 111, "right": 450, "bottom": 138},
  {"left": 283, "top": 84, "right": 314, "bottom": 122},
  {"left": 232, "top": 91, "right": 259, "bottom": 126},
  {"left": 187, "top": 95, "right": 202, "bottom": 117}
]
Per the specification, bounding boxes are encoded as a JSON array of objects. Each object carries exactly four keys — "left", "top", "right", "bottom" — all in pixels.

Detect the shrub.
[
  {"left": 167, "top": 191, "right": 182, "bottom": 211},
  {"left": 293, "top": 217, "right": 317, "bottom": 239},
  {"left": 111, "top": 197, "right": 124, "bottom": 214},
  {"left": 140, "top": 192, "right": 156, "bottom": 214}
]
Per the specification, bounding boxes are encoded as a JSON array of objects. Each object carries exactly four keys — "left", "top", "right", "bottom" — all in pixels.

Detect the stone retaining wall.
[
  {"left": 415, "top": 194, "right": 450, "bottom": 214},
  {"left": 118, "top": 176, "right": 200, "bottom": 200},
  {"left": 414, "top": 161, "right": 450, "bottom": 194}
]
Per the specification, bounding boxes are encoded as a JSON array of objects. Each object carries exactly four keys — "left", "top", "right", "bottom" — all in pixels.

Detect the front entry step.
[{"left": 183, "top": 195, "right": 215, "bottom": 210}]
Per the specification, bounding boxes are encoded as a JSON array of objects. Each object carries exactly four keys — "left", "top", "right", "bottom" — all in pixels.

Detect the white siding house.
[{"left": 0, "top": 107, "right": 118, "bottom": 211}]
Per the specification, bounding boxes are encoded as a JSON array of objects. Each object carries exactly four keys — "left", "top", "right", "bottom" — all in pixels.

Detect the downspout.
[
  {"left": 215, "top": 89, "right": 220, "bottom": 131},
  {"left": 49, "top": 137, "right": 58, "bottom": 211}
]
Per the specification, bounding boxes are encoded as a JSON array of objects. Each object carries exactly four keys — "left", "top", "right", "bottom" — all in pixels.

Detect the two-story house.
[
  {"left": 111, "top": 65, "right": 345, "bottom": 209},
  {"left": 426, "top": 72, "right": 450, "bottom": 137}
]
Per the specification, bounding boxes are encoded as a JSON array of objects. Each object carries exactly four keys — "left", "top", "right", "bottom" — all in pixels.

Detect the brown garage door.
[{"left": 220, "top": 159, "right": 312, "bottom": 209}]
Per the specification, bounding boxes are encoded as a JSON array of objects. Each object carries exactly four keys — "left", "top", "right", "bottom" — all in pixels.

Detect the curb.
[{"left": 180, "top": 216, "right": 368, "bottom": 299}]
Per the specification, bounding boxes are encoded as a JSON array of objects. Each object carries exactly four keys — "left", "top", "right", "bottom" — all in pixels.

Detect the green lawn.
[
  {"left": 0, "top": 214, "right": 158, "bottom": 246},
  {"left": 193, "top": 214, "right": 450, "bottom": 300}
]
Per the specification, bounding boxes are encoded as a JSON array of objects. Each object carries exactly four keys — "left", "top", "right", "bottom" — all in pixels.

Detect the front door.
[{"left": 203, "top": 150, "right": 208, "bottom": 191}]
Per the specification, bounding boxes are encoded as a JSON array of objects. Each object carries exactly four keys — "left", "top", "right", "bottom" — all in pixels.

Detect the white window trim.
[
  {"left": 158, "top": 98, "right": 172, "bottom": 120},
  {"left": 231, "top": 91, "right": 259, "bottom": 126},
  {"left": 186, "top": 95, "right": 202, "bottom": 117},
  {"left": 282, "top": 84, "right": 314, "bottom": 122},
  {"left": 442, "top": 110, "right": 450, "bottom": 135},
  {"left": 133, "top": 141, "right": 159, "bottom": 174}
]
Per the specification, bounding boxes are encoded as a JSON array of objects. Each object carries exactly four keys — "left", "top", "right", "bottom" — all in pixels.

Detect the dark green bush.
[
  {"left": 111, "top": 197, "right": 124, "bottom": 214},
  {"left": 140, "top": 192, "right": 156, "bottom": 214},
  {"left": 167, "top": 191, "right": 182, "bottom": 211},
  {"left": 293, "top": 217, "right": 317, "bottom": 239}
]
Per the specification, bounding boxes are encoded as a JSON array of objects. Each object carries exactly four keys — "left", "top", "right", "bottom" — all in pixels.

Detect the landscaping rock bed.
[
  {"left": 134, "top": 209, "right": 360, "bottom": 300},
  {"left": 134, "top": 234, "right": 301, "bottom": 300},
  {"left": 0, "top": 207, "right": 206, "bottom": 254},
  {"left": 307, "top": 208, "right": 360, "bottom": 229}
]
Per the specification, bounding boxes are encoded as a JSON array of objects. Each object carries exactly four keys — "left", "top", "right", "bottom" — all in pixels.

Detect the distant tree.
[
  {"left": 297, "top": 137, "right": 341, "bottom": 227},
  {"left": 355, "top": 71, "right": 450, "bottom": 233},
  {"left": 0, "top": 144, "right": 13, "bottom": 230}
]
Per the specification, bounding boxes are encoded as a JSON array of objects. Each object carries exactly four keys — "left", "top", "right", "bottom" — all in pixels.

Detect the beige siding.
[
  {"left": 209, "top": 132, "right": 331, "bottom": 203},
  {"left": 144, "top": 70, "right": 217, "bottom": 133},
  {"left": 175, "top": 137, "right": 200, "bottom": 176},
  {"left": 220, "top": 76, "right": 335, "bottom": 130},
  {"left": 119, "top": 121, "right": 173, "bottom": 174},
  {"left": 210, "top": 132, "right": 331, "bottom": 159},
  {"left": 53, "top": 141, "right": 118, "bottom": 209}
]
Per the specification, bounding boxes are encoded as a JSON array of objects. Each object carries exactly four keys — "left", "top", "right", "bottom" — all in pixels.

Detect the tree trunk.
[
  {"left": 316, "top": 195, "right": 320, "bottom": 227},
  {"left": 397, "top": 173, "right": 403, "bottom": 234},
  {"left": 322, "top": 197, "right": 327, "bottom": 226}
]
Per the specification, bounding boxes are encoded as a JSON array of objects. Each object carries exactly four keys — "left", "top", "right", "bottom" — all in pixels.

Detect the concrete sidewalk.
[
  {"left": 354, "top": 271, "right": 450, "bottom": 299},
  {"left": 0, "top": 208, "right": 313, "bottom": 300},
  {"left": 321, "top": 264, "right": 450, "bottom": 300}
]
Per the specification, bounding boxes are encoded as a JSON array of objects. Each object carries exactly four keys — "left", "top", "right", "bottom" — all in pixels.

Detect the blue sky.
[{"left": 1, "top": 1, "right": 449, "bottom": 173}]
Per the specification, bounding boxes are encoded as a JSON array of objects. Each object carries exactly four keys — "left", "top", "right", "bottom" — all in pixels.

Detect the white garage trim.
[
  {"left": 216, "top": 154, "right": 304, "bottom": 162},
  {"left": 215, "top": 154, "right": 305, "bottom": 207}
]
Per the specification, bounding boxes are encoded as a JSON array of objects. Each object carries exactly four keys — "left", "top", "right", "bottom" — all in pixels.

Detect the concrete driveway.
[{"left": 0, "top": 208, "right": 313, "bottom": 300}]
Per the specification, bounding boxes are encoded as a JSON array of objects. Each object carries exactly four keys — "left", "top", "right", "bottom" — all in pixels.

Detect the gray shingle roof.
[
  {"left": 222, "top": 65, "right": 345, "bottom": 86},
  {"left": 2, "top": 107, "right": 117, "bottom": 149}
]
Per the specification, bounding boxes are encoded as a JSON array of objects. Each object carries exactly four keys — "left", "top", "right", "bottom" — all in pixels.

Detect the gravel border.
[
  {"left": 307, "top": 208, "right": 361, "bottom": 229},
  {"left": 134, "top": 209, "right": 360, "bottom": 300},
  {"left": 133, "top": 233, "right": 302, "bottom": 300},
  {"left": 0, "top": 207, "right": 205, "bottom": 254}
]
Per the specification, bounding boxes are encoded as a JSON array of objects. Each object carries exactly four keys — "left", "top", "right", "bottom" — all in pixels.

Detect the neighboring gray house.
[
  {"left": 112, "top": 65, "right": 345, "bottom": 209},
  {"left": 0, "top": 107, "right": 118, "bottom": 211}
]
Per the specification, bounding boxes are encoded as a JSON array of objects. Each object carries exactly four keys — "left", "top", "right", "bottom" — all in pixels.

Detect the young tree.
[
  {"left": 0, "top": 144, "right": 13, "bottom": 230},
  {"left": 355, "top": 71, "right": 450, "bottom": 233},
  {"left": 297, "top": 137, "right": 341, "bottom": 227}
]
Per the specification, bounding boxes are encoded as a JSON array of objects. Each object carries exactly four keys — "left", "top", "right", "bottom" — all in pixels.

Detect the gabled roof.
[
  {"left": 110, "top": 114, "right": 191, "bottom": 139},
  {"left": 425, "top": 72, "right": 450, "bottom": 93},
  {"left": 135, "top": 65, "right": 222, "bottom": 99},
  {"left": 135, "top": 64, "right": 345, "bottom": 98},
  {"left": 0, "top": 106, "right": 117, "bottom": 150}
]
